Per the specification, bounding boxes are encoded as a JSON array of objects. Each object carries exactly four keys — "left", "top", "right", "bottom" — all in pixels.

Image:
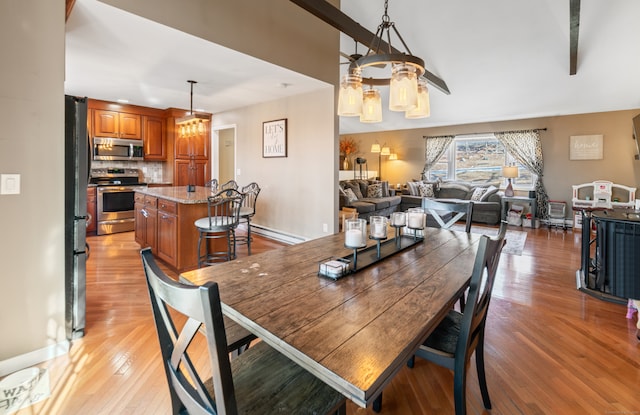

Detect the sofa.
[
  {"left": 399, "top": 180, "right": 503, "bottom": 225},
  {"left": 339, "top": 179, "right": 402, "bottom": 221}
]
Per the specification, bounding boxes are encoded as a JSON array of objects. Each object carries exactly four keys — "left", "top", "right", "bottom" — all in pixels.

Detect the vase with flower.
[{"left": 340, "top": 137, "right": 358, "bottom": 171}]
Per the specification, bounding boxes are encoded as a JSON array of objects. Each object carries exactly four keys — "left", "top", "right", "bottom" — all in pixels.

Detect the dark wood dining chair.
[
  {"left": 141, "top": 248, "right": 347, "bottom": 415},
  {"left": 236, "top": 182, "right": 261, "bottom": 255},
  {"left": 422, "top": 198, "right": 474, "bottom": 233},
  {"left": 195, "top": 189, "right": 244, "bottom": 267},
  {"left": 410, "top": 223, "right": 506, "bottom": 415},
  {"left": 373, "top": 223, "right": 506, "bottom": 414}
]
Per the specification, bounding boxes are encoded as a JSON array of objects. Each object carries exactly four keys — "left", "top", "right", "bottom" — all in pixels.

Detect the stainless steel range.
[{"left": 90, "top": 168, "right": 147, "bottom": 235}]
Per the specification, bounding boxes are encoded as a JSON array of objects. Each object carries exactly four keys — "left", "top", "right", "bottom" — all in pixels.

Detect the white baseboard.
[
  {"left": 0, "top": 341, "right": 69, "bottom": 378},
  {"left": 248, "top": 224, "right": 306, "bottom": 245}
]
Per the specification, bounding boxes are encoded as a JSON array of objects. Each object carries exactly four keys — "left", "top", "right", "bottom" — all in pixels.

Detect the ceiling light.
[
  {"left": 176, "top": 80, "right": 209, "bottom": 135},
  {"left": 337, "top": 0, "right": 429, "bottom": 123}
]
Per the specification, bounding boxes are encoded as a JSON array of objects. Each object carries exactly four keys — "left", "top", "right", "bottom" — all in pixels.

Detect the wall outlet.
[
  {"left": 322, "top": 223, "right": 328, "bottom": 233},
  {"left": 1, "top": 174, "right": 20, "bottom": 195}
]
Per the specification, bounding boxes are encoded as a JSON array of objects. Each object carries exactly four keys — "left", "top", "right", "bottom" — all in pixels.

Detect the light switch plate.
[{"left": 1, "top": 174, "right": 21, "bottom": 195}]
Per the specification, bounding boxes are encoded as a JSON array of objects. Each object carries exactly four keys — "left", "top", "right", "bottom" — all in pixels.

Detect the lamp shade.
[
  {"left": 371, "top": 144, "right": 381, "bottom": 153},
  {"left": 502, "top": 166, "right": 519, "bottom": 178},
  {"left": 389, "top": 63, "right": 418, "bottom": 112},
  {"left": 337, "top": 73, "right": 363, "bottom": 116},
  {"left": 380, "top": 146, "right": 390, "bottom": 156},
  {"left": 360, "top": 88, "right": 382, "bottom": 123},
  {"left": 388, "top": 153, "right": 398, "bottom": 160},
  {"left": 405, "top": 78, "right": 430, "bottom": 119}
]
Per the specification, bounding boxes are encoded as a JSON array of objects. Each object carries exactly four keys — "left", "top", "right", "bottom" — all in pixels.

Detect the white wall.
[
  {"left": 0, "top": 0, "right": 68, "bottom": 370},
  {"left": 213, "top": 89, "right": 337, "bottom": 240}
]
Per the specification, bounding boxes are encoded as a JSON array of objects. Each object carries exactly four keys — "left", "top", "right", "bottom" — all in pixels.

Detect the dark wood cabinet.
[
  {"left": 173, "top": 118, "right": 211, "bottom": 186},
  {"left": 93, "top": 109, "right": 141, "bottom": 139},
  {"left": 86, "top": 186, "right": 96, "bottom": 235},
  {"left": 156, "top": 199, "right": 178, "bottom": 265},
  {"left": 134, "top": 193, "right": 157, "bottom": 252},
  {"left": 143, "top": 115, "right": 166, "bottom": 160}
]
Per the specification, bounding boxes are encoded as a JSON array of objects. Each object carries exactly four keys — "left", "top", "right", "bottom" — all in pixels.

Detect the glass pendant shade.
[
  {"left": 405, "top": 78, "right": 431, "bottom": 119},
  {"left": 360, "top": 88, "right": 382, "bottom": 123},
  {"left": 337, "top": 73, "right": 363, "bottom": 116},
  {"left": 389, "top": 64, "right": 418, "bottom": 111}
]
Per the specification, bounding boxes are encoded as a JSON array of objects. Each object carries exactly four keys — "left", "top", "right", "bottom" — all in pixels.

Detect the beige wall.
[
  {"left": 217, "top": 128, "right": 235, "bottom": 184},
  {"left": 212, "top": 89, "right": 337, "bottom": 239},
  {"left": 0, "top": 0, "right": 67, "bottom": 367},
  {"left": 343, "top": 109, "right": 640, "bottom": 214}
]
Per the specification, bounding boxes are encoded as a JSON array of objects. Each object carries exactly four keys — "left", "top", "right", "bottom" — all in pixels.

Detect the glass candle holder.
[
  {"left": 407, "top": 208, "right": 426, "bottom": 230},
  {"left": 369, "top": 216, "right": 388, "bottom": 239},
  {"left": 390, "top": 212, "right": 406, "bottom": 227},
  {"left": 344, "top": 218, "right": 367, "bottom": 248}
]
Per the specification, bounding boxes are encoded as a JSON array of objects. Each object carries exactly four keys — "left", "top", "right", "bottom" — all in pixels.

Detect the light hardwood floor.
[{"left": 12, "top": 226, "right": 640, "bottom": 414}]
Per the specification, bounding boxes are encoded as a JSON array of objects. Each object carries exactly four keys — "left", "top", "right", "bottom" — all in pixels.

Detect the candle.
[
  {"left": 408, "top": 212, "right": 425, "bottom": 229},
  {"left": 371, "top": 222, "right": 385, "bottom": 238},
  {"left": 345, "top": 229, "right": 364, "bottom": 247},
  {"left": 391, "top": 212, "right": 406, "bottom": 227}
]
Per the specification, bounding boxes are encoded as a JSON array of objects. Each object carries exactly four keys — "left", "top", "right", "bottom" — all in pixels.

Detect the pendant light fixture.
[
  {"left": 176, "top": 80, "right": 209, "bottom": 137},
  {"left": 337, "top": 0, "right": 429, "bottom": 123}
]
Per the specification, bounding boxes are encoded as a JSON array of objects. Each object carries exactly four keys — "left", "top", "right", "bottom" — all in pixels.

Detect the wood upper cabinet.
[
  {"left": 143, "top": 115, "right": 166, "bottom": 160},
  {"left": 171, "top": 111, "right": 211, "bottom": 186},
  {"left": 174, "top": 125, "right": 209, "bottom": 160},
  {"left": 93, "top": 109, "right": 142, "bottom": 139}
]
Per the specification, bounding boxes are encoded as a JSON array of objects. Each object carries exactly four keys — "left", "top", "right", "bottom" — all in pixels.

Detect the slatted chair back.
[
  {"left": 220, "top": 179, "right": 238, "bottom": 191},
  {"left": 206, "top": 189, "right": 244, "bottom": 231},
  {"left": 141, "top": 248, "right": 237, "bottom": 414},
  {"left": 421, "top": 198, "right": 474, "bottom": 233},
  {"left": 240, "top": 182, "right": 260, "bottom": 218}
]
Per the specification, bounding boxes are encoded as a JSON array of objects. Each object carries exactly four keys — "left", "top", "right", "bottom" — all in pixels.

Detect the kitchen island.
[{"left": 135, "top": 186, "right": 214, "bottom": 272}]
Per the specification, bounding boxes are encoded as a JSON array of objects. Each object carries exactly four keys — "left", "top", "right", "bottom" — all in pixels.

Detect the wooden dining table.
[{"left": 181, "top": 227, "right": 481, "bottom": 408}]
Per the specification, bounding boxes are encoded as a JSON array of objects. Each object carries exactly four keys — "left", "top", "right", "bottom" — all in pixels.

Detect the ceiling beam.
[
  {"left": 289, "top": 0, "right": 451, "bottom": 95},
  {"left": 569, "top": 0, "right": 581, "bottom": 75}
]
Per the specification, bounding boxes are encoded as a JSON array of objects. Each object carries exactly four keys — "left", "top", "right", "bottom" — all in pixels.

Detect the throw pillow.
[
  {"left": 480, "top": 185, "right": 499, "bottom": 201},
  {"left": 471, "top": 187, "right": 488, "bottom": 201},
  {"left": 418, "top": 183, "right": 435, "bottom": 197},
  {"left": 344, "top": 188, "right": 358, "bottom": 203},
  {"left": 344, "top": 182, "right": 363, "bottom": 199},
  {"left": 367, "top": 183, "right": 383, "bottom": 198},
  {"left": 407, "top": 181, "right": 421, "bottom": 196}
]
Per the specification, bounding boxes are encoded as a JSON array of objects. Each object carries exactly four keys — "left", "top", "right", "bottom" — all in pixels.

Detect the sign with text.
[
  {"left": 570, "top": 135, "right": 603, "bottom": 160},
  {"left": 263, "top": 119, "right": 287, "bottom": 158}
]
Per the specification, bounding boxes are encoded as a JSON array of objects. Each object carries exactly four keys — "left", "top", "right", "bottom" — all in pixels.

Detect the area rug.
[{"left": 450, "top": 225, "right": 527, "bottom": 255}]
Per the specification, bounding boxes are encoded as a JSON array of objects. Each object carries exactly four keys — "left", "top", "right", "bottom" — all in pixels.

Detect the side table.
[{"left": 501, "top": 196, "right": 536, "bottom": 228}]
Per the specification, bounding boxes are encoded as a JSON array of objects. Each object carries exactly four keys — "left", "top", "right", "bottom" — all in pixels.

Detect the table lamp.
[{"left": 502, "top": 166, "right": 519, "bottom": 197}]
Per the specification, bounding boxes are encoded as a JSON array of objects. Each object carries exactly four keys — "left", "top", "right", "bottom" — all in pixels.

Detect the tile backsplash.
[{"left": 91, "top": 160, "right": 166, "bottom": 183}]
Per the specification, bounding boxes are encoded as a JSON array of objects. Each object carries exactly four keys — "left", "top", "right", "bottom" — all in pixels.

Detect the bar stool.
[
  {"left": 195, "top": 189, "right": 244, "bottom": 267},
  {"left": 237, "top": 182, "right": 261, "bottom": 255},
  {"left": 220, "top": 179, "right": 238, "bottom": 191}
]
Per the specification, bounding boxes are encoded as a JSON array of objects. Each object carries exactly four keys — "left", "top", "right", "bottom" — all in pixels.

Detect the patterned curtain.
[
  {"left": 494, "top": 130, "right": 550, "bottom": 219},
  {"left": 421, "top": 135, "right": 454, "bottom": 180}
]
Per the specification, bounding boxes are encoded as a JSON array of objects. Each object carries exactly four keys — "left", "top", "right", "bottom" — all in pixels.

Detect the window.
[{"left": 427, "top": 134, "right": 535, "bottom": 188}]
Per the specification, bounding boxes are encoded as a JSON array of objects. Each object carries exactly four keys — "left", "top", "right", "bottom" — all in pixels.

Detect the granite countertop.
[{"left": 136, "top": 186, "right": 214, "bottom": 204}]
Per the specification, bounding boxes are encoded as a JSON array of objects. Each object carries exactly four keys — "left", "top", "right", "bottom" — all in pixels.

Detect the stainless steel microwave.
[{"left": 93, "top": 137, "right": 144, "bottom": 161}]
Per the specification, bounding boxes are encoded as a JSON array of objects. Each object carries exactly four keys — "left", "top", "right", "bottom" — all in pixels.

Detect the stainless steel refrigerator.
[{"left": 64, "top": 95, "right": 89, "bottom": 340}]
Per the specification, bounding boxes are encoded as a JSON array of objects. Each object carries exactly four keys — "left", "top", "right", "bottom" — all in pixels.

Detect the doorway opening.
[{"left": 212, "top": 125, "right": 236, "bottom": 185}]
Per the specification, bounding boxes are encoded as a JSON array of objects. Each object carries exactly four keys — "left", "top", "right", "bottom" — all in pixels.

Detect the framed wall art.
[
  {"left": 569, "top": 134, "right": 603, "bottom": 160},
  {"left": 263, "top": 119, "right": 287, "bottom": 158}
]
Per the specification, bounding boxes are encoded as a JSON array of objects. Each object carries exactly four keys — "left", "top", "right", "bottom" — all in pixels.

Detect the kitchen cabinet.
[
  {"left": 93, "top": 109, "right": 142, "bottom": 139},
  {"left": 86, "top": 186, "right": 97, "bottom": 235},
  {"left": 174, "top": 159, "right": 209, "bottom": 187},
  {"left": 135, "top": 187, "right": 211, "bottom": 272},
  {"left": 156, "top": 198, "right": 178, "bottom": 265},
  {"left": 173, "top": 114, "right": 211, "bottom": 186},
  {"left": 143, "top": 115, "right": 166, "bottom": 160},
  {"left": 134, "top": 193, "right": 157, "bottom": 252}
]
